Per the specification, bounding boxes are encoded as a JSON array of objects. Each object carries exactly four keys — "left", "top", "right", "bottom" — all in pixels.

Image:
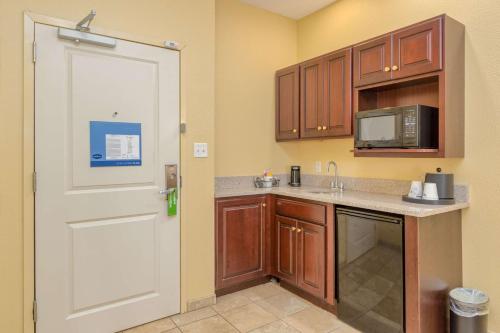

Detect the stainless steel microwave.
[{"left": 354, "top": 105, "right": 438, "bottom": 149}]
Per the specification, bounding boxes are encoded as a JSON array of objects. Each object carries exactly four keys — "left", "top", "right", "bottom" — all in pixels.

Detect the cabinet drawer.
[{"left": 276, "top": 198, "right": 326, "bottom": 225}]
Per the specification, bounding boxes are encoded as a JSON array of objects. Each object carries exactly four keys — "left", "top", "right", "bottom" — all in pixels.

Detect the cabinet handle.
[
  {"left": 317, "top": 126, "right": 322, "bottom": 131},
  {"left": 322, "top": 126, "right": 327, "bottom": 130},
  {"left": 297, "top": 228, "right": 302, "bottom": 233},
  {"left": 392, "top": 65, "right": 399, "bottom": 71},
  {"left": 262, "top": 203, "right": 266, "bottom": 208},
  {"left": 384, "top": 66, "right": 391, "bottom": 72},
  {"left": 292, "top": 128, "right": 297, "bottom": 133},
  {"left": 291, "top": 227, "right": 296, "bottom": 231}
]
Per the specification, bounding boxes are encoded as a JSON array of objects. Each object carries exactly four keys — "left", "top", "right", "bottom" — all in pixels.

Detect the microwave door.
[{"left": 356, "top": 113, "right": 403, "bottom": 148}]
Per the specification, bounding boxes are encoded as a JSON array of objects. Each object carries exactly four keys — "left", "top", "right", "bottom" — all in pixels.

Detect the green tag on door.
[{"left": 168, "top": 188, "right": 177, "bottom": 216}]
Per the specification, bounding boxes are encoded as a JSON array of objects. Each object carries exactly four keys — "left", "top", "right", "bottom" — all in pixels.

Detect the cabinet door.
[
  {"left": 322, "top": 48, "right": 353, "bottom": 137},
  {"left": 216, "top": 196, "right": 268, "bottom": 290},
  {"left": 276, "top": 65, "right": 300, "bottom": 141},
  {"left": 297, "top": 221, "right": 325, "bottom": 298},
  {"left": 275, "top": 215, "right": 297, "bottom": 284},
  {"left": 392, "top": 17, "right": 442, "bottom": 80},
  {"left": 353, "top": 35, "right": 392, "bottom": 87},
  {"left": 300, "top": 58, "right": 324, "bottom": 138}
]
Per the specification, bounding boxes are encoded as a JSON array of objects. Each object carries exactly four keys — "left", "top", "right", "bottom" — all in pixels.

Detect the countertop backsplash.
[{"left": 215, "top": 174, "right": 469, "bottom": 202}]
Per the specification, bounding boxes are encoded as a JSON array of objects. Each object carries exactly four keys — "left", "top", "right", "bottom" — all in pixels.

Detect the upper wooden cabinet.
[
  {"left": 354, "top": 15, "right": 464, "bottom": 158},
  {"left": 300, "top": 58, "right": 324, "bottom": 139},
  {"left": 353, "top": 36, "right": 391, "bottom": 87},
  {"left": 392, "top": 18, "right": 442, "bottom": 80},
  {"left": 215, "top": 196, "right": 270, "bottom": 291},
  {"left": 276, "top": 48, "right": 353, "bottom": 141},
  {"left": 323, "top": 49, "right": 353, "bottom": 137},
  {"left": 275, "top": 65, "right": 299, "bottom": 141},
  {"left": 353, "top": 17, "right": 442, "bottom": 87}
]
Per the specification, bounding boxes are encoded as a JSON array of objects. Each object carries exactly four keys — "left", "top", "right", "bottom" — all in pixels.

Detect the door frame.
[{"left": 23, "top": 12, "right": 183, "bottom": 333}]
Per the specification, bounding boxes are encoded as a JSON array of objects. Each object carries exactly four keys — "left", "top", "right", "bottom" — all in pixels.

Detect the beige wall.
[
  {"left": 0, "top": 1, "right": 215, "bottom": 332},
  {"left": 215, "top": 0, "right": 298, "bottom": 176}
]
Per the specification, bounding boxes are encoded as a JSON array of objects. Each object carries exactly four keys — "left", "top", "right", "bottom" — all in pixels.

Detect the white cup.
[
  {"left": 422, "top": 182, "right": 439, "bottom": 200},
  {"left": 408, "top": 181, "right": 423, "bottom": 198}
]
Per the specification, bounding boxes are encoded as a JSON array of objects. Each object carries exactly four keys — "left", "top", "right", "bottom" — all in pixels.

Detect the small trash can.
[{"left": 450, "top": 288, "right": 489, "bottom": 333}]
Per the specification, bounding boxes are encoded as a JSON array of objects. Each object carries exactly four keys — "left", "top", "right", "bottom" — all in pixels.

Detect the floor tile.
[
  {"left": 240, "top": 282, "right": 284, "bottom": 301},
  {"left": 171, "top": 307, "right": 217, "bottom": 327},
  {"left": 332, "top": 323, "right": 362, "bottom": 333},
  {"left": 163, "top": 329, "right": 181, "bottom": 333},
  {"left": 256, "top": 292, "right": 310, "bottom": 318},
  {"left": 249, "top": 320, "right": 301, "bottom": 333},
  {"left": 284, "top": 307, "right": 344, "bottom": 333},
  {"left": 213, "top": 292, "right": 253, "bottom": 313},
  {"left": 221, "top": 303, "right": 278, "bottom": 332},
  {"left": 179, "top": 315, "right": 237, "bottom": 333},
  {"left": 122, "top": 317, "right": 176, "bottom": 333}
]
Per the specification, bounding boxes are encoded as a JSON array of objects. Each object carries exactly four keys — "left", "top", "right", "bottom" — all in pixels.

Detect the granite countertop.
[{"left": 215, "top": 185, "right": 469, "bottom": 218}]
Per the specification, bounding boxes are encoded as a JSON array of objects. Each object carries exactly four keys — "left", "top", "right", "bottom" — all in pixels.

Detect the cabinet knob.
[
  {"left": 317, "top": 126, "right": 322, "bottom": 131},
  {"left": 392, "top": 65, "right": 399, "bottom": 71},
  {"left": 262, "top": 203, "right": 266, "bottom": 208},
  {"left": 322, "top": 126, "right": 327, "bottom": 130},
  {"left": 297, "top": 228, "right": 302, "bottom": 233},
  {"left": 292, "top": 128, "right": 297, "bottom": 133},
  {"left": 384, "top": 66, "right": 391, "bottom": 72},
  {"left": 291, "top": 227, "right": 296, "bottom": 231}
]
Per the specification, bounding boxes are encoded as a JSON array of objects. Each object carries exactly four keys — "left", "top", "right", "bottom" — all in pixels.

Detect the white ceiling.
[{"left": 240, "top": 0, "right": 337, "bottom": 19}]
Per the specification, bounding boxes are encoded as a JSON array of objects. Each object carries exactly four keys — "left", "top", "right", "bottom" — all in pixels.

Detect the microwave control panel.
[{"left": 403, "top": 109, "right": 418, "bottom": 145}]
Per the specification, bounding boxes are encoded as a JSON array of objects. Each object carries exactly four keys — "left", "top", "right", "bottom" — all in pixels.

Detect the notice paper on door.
[{"left": 90, "top": 121, "right": 142, "bottom": 167}]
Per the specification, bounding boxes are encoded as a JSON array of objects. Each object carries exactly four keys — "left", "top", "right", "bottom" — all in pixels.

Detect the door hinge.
[
  {"left": 33, "top": 171, "right": 37, "bottom": 193},
  {"left": 179, "top": 175, "right": 183, "bottom": 188},
  {"left": 32, "top": 41, "right": 37, "bottom": 63},
  {"left": 33, "top": 299, "right": 37, "bottom": 323}
]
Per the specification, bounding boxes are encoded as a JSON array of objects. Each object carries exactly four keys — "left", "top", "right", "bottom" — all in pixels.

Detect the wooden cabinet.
[
  {"left": 392, "top": 18, "right": 442, "bottom": 80},
  {"left": 353, "top": 36, "right": 391, "bottom": 87},
  {"left": 274, "top": 198, "right": 327, "bottom": 300},
  {"left": 297, "top": 221, "right": 325, "bottom": 298},
  {"left": 353, "top": 17, "right": 442, "bottom": 87},
  {"left": 276, "top": 48, "right": 353, "bottom": 141},
  {"left": 215, "top": 196, "right": 270, "bottom": 290},
  {"left": 300, "top": 58, "right": 324, "bottom": 139},
  {"left": 275, "top": 65, "right": 300, "bottom": 141},
  {"left": 354, "top": 15, "right": 464, "bottom": 158},
  {"left": 323, "top": 49, "right": 353, "bottom": 136},
  {"left": 275, "top": 215, "right": 297, "bottom": 284}
]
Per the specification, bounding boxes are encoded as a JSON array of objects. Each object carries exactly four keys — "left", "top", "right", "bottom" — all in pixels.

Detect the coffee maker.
[{"left": 289, "top": 166, "right": 301, "bottom": 187}]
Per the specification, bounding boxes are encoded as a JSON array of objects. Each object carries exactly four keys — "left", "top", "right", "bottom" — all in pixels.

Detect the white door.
[{"left": 35, "top": 23, "right": 180, "bottom": 333}]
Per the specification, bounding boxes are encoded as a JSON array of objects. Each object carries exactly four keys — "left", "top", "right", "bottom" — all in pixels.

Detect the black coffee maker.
[{"left": 289, "top": 166, "right": 301, "bottom": 187}]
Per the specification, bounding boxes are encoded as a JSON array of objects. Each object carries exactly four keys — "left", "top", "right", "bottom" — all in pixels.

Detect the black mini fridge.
[{"left": 336, "top": 207, "right": 405, "bottom": 333}]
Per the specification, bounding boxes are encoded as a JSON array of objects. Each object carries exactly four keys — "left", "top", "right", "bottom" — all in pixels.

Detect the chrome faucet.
[{"left": 327, "top": 161, "right": 343, "bottom": 191}]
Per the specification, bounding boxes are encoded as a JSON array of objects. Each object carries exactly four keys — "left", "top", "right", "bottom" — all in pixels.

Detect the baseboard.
[
  {"left": 215, "top": 276, "right": 272, "bottom": 297},
  {"left": 186, "top": 294, "right": 216, "bottom": 312}
]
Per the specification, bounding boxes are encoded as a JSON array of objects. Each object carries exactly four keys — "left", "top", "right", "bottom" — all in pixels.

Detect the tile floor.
[{"left": 121, "top": 282, "right": 360, "bottom": 333}]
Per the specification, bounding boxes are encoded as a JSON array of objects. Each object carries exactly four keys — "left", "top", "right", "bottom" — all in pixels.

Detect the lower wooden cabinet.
[
  {"left": 275, "top": 215, "right": 297, "bottom": 284},
  {"left": 215, "top": 195, "right": 327, "bottom": 302},
  {"left": 274, "top": 216, "right": 326, "bottom": 299},
  {"left": 297, "top": 221, "right": 325, "bottom": 298},
  {"left": 215, "top": 196, "right": 270, "bottom": 290}
]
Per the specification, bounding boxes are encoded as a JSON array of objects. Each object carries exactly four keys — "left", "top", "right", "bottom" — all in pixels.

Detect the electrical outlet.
[
  {"left": 193, "top": 143, "right": 208, "bottom": 158},
  {"left": 315, "top": 161, "right": 322, "bottom": 173}
]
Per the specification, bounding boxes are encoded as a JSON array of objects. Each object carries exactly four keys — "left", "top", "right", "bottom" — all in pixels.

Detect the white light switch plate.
[
  {"left": 315, "top": 161, "right": 322, "bottom": 173},
  {"left": 194, "top": 143, "right": 208, "bottom": 158}
]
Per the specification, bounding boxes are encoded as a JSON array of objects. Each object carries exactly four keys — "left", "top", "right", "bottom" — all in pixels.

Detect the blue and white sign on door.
[{"left": 90, "top": 121, "right": 142, "bottom": 167}]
